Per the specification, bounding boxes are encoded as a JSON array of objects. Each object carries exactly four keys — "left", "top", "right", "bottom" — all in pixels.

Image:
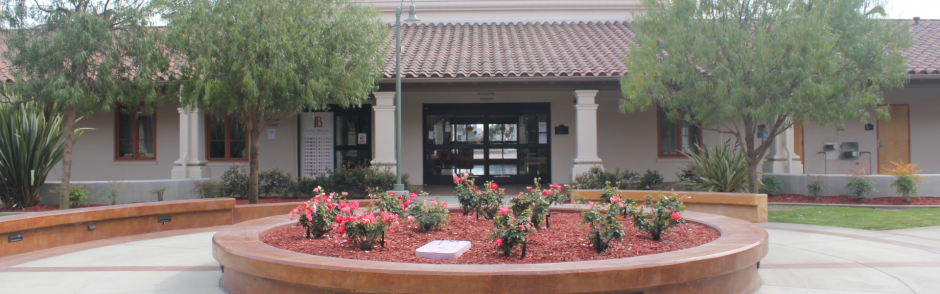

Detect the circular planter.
[{"left": 213, "top": 209, "right": 768, "bottom": 294}]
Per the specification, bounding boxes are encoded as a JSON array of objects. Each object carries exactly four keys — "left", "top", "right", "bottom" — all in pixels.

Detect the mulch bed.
[
  {"left": 769, "top": 194, "right": 940, "bottom": 205},
  {"left": 262, "top": 212, "right": 720, "bottom": 264},
  {"left": 0, "top": 204, "right": 105, "bottom": 212}
]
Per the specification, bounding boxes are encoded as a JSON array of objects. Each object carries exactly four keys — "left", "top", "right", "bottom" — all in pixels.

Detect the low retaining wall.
[
  {"left": 572, "top": 189, "right": 768, "bottom": 223},
  {"left": 40, "top": 178, "right": 211, "bottom": 205},
  {"left": 767, "top": 173, "right": 940, "bottom": 198},
  {"left": 213, "top": 210, "right": 768, "bottom": 294},
  {"left": 0, "top": 198, "right": 375, "bottom": 258}
]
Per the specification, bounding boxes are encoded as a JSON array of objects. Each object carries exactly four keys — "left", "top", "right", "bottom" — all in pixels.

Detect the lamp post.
[{"left": 393, "top": 2, "right": 420, "bottom": 192}]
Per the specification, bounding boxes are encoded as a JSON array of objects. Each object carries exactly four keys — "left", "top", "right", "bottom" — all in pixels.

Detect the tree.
[
  {"left": 1, "top": 0, "right": 168, "bottom": 209},
  {"left": 620, "top": 0, "right": 910, "bottom": 192},
  {"left": 163, "top": 0, "right": 386, "bottom": 204}
]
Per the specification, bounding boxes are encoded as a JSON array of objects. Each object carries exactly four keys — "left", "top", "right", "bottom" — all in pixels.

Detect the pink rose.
[
  {"left": 335, "top": 215, "right": 344, "bottom": 223},
  {"left": 442, "top": 203, "right": 448, "bottom": 208},
  {"left": 542, "top": 189, "right": 550, "bottom": 196},
  {"left": 518, "top": 225, "right": 525, "bottom": 231},
  {"left": 610, "top": 196, "right": 621, "bottom": 203},
  {"left": 313, "top": 187, "right": 319, "bottom": 193},
  {"left": 671, "top": 212, "right": 681, "bottom": 221},
  {"left": 490, "top": 182, "right": 498, "bottom": 190},
  {"left": 526, "top": 186, "right": 532, "bottom": 191},
  {"left": 499, "top": 207, "right": 510, "bottom": 215},
  {"left": 494, "top": 237, "right": 503, "bottom": 247}
]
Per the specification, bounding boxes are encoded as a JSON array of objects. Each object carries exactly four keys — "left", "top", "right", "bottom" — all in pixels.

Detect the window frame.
[
  {"left": 656, "top": 106, "right": 703, "bottom": 158},
  {"left": 113, "top": 104, "right": 157, "bottom": 161},
  {"left": 205, "top": 114, "right": 249, "bottom": 162}
]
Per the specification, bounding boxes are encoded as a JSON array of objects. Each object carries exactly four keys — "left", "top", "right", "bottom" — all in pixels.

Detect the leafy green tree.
[
  {"left": 620, "top": 0, "right": 910, "bottom": 192},
  {"left": 163, "top": 0, "right": 386, "bottom": 204},
  {"left": 1, "top": 0, "right": 168, "bottom": 209}
]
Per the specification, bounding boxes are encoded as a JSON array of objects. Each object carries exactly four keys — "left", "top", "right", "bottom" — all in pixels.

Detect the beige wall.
[{"left": 801, "top": 83, "right": 940, "bottom": 174}]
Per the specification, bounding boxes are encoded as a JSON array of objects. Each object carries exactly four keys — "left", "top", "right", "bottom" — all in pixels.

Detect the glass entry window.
[{"left": 424, "top": 103, "right": 550, "bottom": 185}]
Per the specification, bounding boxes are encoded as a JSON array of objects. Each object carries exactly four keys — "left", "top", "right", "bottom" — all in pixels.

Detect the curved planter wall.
[{"left": 213, "top": 210, "right": 769, "bottom": 294}]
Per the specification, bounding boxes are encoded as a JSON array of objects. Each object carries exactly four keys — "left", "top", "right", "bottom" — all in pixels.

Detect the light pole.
[{"left": 393, "top": 1, "right": 420, "bottom": 192}]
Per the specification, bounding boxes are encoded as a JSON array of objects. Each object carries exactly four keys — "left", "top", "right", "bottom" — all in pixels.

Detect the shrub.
[
  {"left": 372, "top": 190, "right": 415, "bottom": 216},
  {"left": 259, "top": 168, "right": 293, "bottom": 196},
  {"left": 57, "top": 185, "right": 90, "bottom": 207},
  {"left": 885, "top": 161, "right": 928, "bottom": 203},
  {"left": 453, "top": 173, "right": 479, "bottom": 215},
  {"left": 193, "top": 179, "right": 221, "bottom": 198},
  {"left": 478, "top": 181, "right": 505, "bottom": 219},
  {"left": 406, "top": 195, "right": 450, "bottom": 231},
  {"left": 220, "top": 164, "right": 250, "bottom": 197},
  {"left": 150, "top": 186, "right": 168, "bottom": 202},
  {"left": 635, "top": 169, "right": 664, "bottom": 190},
  {"left": 336, "top": 210, "right": 400, "bottom": 250},
  {"left": 845, "top": 170, "right": 875, "bottom": 202},
  {"left": 290, "top": 175, "right": 330, "bottom": 198},
  {"left": 760, "top": 176, "right": 784, "bottom": 196},
  {"left": 682, "top": 141, "right": 748, "bottom": 192},
  {"left": 0, "top": 101, "right": 75, "bottom": 209},
  {"left": 330, "top": 166, "right": 411, "bottom": 198},
  {"left": 807, "top": 176, "right": 829, "bottom": 200},
  {"left": 509, "top": 180, "right": 552, "bottom": 229},
  {"left": 582, "top": 197, "right": 632, "bottom": 253},
  {"left": 490, "top": 207, "right": 533, "bottom": 258},
  {"left": 676, "top": 164, "right": 700, "bottom": 189},
  {"left": 289, "top": 188, "right": 355, "bottom": 239},
  {"left": 570, "top": 166, "right": 639, "bottom": 190},
  {"left": 627, "top": 193, "right": 686, "bottom": 241},
  {"left": 97, "top": 180, "right": 132, "bottom": 205}
]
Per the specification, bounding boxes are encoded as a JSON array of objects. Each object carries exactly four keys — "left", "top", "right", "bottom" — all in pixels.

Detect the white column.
[
  {"left": 762, "top": 127, "right": 803, "bottom": 174},
  {"left": 371, "top": 92, "right": 397, "bottom": 174},
  {"left": 171, "top": 107, "right": 211, "bottom": 179},
  {"left": 571, "top": 90, "right": 603, "bottom": 180}
]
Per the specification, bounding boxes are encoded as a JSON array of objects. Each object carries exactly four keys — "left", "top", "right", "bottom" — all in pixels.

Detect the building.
[{"left": 5, "top": 0, "right": 939, "bottom": 190}]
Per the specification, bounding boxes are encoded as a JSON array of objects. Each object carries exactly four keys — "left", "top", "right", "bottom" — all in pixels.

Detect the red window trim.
[
  {"left": 656, "top": 106, "right": 703, "bottom": 158},
  {"left": 113, "top": 104, "right": 157, "bottom": 161},
  {"left": 205, "top": 115, "right": 249, "bottom": 162}
]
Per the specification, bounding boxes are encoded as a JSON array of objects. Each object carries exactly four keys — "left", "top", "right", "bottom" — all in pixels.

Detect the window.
[
  {"left": 115, "top": 105, "right": 156, "bottom": 160},
  {"left": 657, "top": 107, "right": 701, "bottom": 157},
  {"left": 207, "top": 115, "right": 247, "bottom": 161}
]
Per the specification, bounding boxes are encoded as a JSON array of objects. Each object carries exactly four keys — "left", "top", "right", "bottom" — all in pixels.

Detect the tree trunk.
[
  {"left": 248, "top": 116, "right": 262, "bottom": 204},
  {"left": 746, "top": 158, "right": 760, "bottom": 194},
  {"left": 59, "top": 106, "right": 78, "bottom": 210}
]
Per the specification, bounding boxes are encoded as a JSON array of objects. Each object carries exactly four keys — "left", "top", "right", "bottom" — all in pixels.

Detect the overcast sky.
[{"left": 885, "top": 0, "right": 940, "bottom": 19}]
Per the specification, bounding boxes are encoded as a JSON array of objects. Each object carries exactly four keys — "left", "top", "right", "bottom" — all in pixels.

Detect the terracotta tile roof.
[
  {"left": 382, "top": 21, "right": 634, "bottom": 78},
  {"left": 907, "top": 19, "right": 940, "bottom": 75},
  {"left": 0, "top": 20, "right": 938, "bottom": 83}
]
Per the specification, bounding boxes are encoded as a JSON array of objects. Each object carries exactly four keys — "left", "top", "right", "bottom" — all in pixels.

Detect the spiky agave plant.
[
  {"left": 681, "top": 141, "right": 750, "bottom": 193},
  {"left": 0, "top": 101, "right": 80, "bottom": 209}
]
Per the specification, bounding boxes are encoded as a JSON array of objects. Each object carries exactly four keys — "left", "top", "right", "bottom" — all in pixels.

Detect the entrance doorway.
[
  {"left": 423, "top": 103, "right": 551, "bottom": 185},
  {"left": 877, "top": 104, "right": 910, "bottom": 173}
]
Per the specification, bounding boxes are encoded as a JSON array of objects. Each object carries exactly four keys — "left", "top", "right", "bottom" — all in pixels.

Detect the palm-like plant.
[
  {"left": 682, "top": 141, "right": 750, "bottom": 193},
  {"left": 0, "top": 101, "right": 80, "bottom": 209}
]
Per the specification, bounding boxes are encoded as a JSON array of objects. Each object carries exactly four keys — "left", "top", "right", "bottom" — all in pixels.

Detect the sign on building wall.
[{"left": 301, "top": 112, "right": 334, "bottom": 178}]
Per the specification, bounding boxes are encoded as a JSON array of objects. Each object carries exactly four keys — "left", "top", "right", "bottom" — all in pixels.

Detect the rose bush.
[
  {"left": 490, "top": 207, "right": 533, "bottom": 258},
  {"left": 406, "top": 196, "right": 450, "bottom": 231},
  {"left": 453, "top": 173, "right": 479, "bottom": 215},
  {"left": 289, "top": 187, "right": 357, "bottom": 239},
  {"left": 581, "top": 196, "right": 632, "bottom": 253},
  {"left": 335, "top": 210, "right": 400, "bottom": 250},
  {"left": 627, "top": 193, "right": 686, "bottom": 241}
]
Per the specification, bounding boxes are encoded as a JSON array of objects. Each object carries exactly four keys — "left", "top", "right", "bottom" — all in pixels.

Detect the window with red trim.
[
  {"left": 207, "top": 115, "right": 247, "bottom": 161},
  {"left": 115, "top": 105, "right": 156, "bottom": 160},
  {"left": 657, "top": 107, "right": 701, "bottom": 158}
]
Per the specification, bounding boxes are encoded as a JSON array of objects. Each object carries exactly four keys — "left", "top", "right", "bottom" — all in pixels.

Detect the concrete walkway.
[{"left": 0, "top": 223, "right": 938, "bottom": 293}]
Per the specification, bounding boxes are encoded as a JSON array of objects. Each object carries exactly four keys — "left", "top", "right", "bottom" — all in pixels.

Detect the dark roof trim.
[
  {"left": 909, "top": 74, "right": 940, "bottom": 79},
  {"left": 379, "top": 76, "right": 622, "bottom": 83}
]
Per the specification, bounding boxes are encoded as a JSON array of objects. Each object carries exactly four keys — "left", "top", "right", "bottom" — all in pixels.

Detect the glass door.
[{"left": 423, "top": 103, "right": 550, "bottom": 185}]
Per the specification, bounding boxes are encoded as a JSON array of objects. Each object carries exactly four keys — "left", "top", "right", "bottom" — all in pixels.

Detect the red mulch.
[
  {"left": 262, "top": 212, "right": 720, "bottom": 264},
  {"left": 0, "top": 204, "right": 105, "bottom": 212},
  {"left": 769, "top": 194, "right": 940, "bottom": 205},
  {"left": 234, "top": 198, "right": 306, "bottom": 205}
]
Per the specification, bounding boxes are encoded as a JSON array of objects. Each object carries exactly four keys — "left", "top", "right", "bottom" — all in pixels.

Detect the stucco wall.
[{"left": 801, "top": 84, "right": 940, "bottom": 174}]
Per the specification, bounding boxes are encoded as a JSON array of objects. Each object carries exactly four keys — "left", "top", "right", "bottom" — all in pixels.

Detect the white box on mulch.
[{"left": 415, "top": 240, "right": 472, "bottom": 260}]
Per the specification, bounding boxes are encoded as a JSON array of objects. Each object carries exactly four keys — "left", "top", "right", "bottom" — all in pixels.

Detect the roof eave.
[
  {"left": 909, "top": 74, "right": 940, "bottom": 80},
  {"left": 379, "top": 76, "right": 623, "bottom": 83}
]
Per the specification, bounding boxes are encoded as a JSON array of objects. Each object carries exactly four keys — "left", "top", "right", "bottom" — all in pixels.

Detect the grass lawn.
[
  {"left": 769, "top": 205, "right": 940, "bottom": 230},
  {"left": 0, "top": 213, "right": 14, "bottom": 217}
]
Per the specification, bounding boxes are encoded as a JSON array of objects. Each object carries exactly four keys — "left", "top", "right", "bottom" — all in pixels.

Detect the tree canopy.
[
  {"left": 163, "top": 0, "right": 387, "bottom": 203},
  {"left": 1, "top": 0, "right": 168, "bottom": 209},
  {"left": 620, "top": 0, "right": 911, "bottom": 192}
]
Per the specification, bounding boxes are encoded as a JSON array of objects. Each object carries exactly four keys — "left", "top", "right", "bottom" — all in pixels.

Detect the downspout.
[{"left": 180, "top": 85, "right": 188, "bottom": 178}]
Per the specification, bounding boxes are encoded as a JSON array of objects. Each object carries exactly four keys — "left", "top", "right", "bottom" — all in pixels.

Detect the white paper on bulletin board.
[
  {"left": 538, "top": 133, "right": 548, "bottom": 144},
  {"left": 301, "top": 112, "right": 334, "bottom": 178},
  {"left": 538, "top": 122, "right": 547, "bottom": 132}
]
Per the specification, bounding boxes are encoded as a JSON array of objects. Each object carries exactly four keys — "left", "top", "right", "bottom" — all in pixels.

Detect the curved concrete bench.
[
  {"left": 573, "top": 189, "right": 768, "bottom": 222},
  {"left": 213, "top": 209, "right": 768, "bottom": 294}
]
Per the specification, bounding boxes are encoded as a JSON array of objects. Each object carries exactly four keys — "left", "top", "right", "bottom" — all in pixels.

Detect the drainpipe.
[{"left": 180, "top": 86, "right": 188, "bottom": 178}]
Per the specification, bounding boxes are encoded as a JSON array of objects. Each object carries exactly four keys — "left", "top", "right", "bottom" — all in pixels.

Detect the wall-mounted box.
[{"left": 840, "top": 142, "right": 859, "bottom": 159}]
